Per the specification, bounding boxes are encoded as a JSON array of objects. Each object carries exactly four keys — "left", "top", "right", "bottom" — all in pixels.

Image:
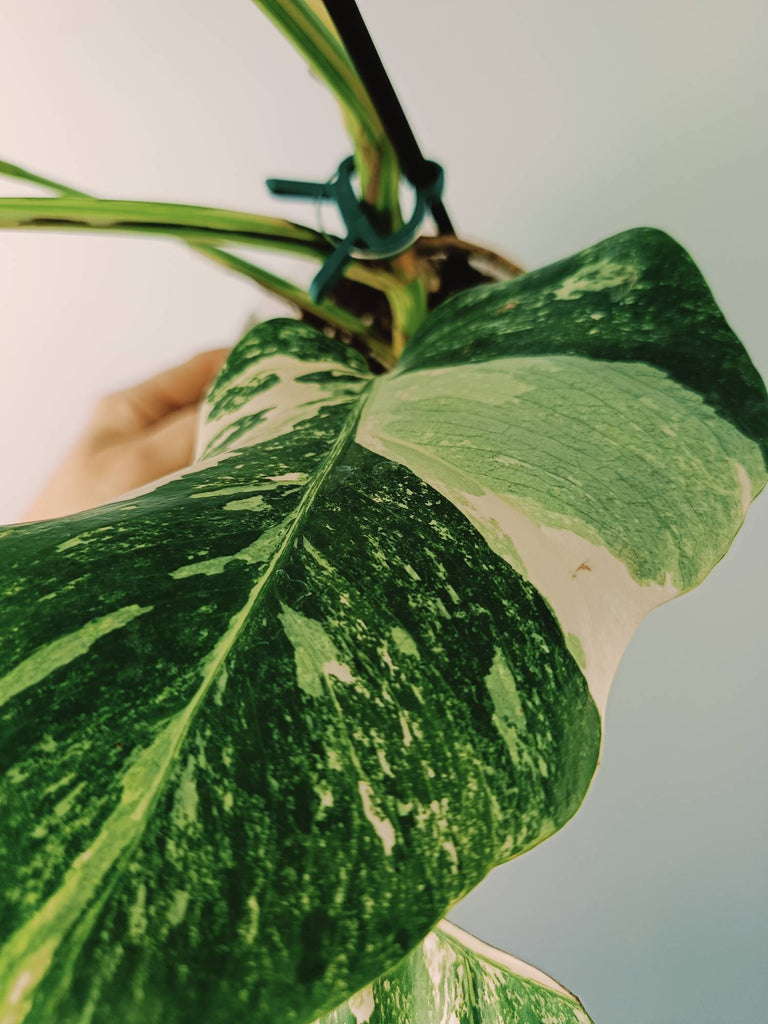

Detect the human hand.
[{"left": 22, "top": 347, "right": 231, "bottom": 522}]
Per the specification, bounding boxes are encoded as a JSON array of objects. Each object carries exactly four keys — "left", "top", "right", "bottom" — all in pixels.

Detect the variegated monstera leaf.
[{"left": 1, "top": 227, "right": 766, "bottom": 1024}]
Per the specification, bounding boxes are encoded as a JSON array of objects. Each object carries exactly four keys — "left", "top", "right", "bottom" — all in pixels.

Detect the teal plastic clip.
[{"left": 266, "top": 154, "right": 445, "bottom": 303}]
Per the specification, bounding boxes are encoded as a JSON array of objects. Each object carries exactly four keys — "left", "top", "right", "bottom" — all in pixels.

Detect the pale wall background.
[{"left": 0, "top": 1, "right": 766, "bottom": 1021}]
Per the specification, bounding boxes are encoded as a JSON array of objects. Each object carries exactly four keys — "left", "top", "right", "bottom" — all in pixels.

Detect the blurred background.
[{"left": 0, "top": 1, "right": 766, "bottom": 1020}]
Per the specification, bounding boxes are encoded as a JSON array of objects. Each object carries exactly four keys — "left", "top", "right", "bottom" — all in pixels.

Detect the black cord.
[{"left": 322, "top": 0, "right": 455, "bottom": 237}]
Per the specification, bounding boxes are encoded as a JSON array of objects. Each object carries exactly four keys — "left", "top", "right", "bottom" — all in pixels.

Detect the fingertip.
[{"left": 198, "top": 345, "right": 233, "bottom": 367}]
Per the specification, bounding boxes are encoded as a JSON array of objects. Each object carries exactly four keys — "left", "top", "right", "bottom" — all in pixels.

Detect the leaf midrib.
[
  {"left": 0, "top": 382, "right": 375, "bottom": 1013},
  {"left": 116, "top": 380, "right": 375, "bottom": 881},
  {"left": 183, "top": 380, "right": 374, "bottom": 730}
]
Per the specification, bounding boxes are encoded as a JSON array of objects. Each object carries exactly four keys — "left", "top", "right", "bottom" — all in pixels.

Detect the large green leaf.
[{"left": 1, "top": 227, "right": 765, "bottom": 1023}]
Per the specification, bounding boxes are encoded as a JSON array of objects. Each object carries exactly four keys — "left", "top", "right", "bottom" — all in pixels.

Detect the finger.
[
  {"left": 131, "top": 402, "right": 202, "bottom": 481},
  {"left": 88, "top": 404, "right": 201, "bottom": 502},
  {"left": 87, "top": 347, "right": 232, "bottom": 443},
  {"left": 121, "top": 346, "right": 232, "bottom": 427}
]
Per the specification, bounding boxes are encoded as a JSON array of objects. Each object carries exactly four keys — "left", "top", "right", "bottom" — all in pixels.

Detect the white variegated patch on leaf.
[{"left": 0, "top": 227, "right": 766, "bottom": 1023}]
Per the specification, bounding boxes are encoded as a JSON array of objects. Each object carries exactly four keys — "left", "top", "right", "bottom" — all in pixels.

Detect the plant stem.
[
  {"left": 0, "top": 160, "right": 87, "bottom": 198},
  {"left": 251, "top": 0, "right": 403, "bottom": 231},
  {"left": 0, "top": 191, "right": 407, "bottom": 305},
  {"left": 288, "top": 0, "right": 432, "bottom": 350},
  {"left": 195, "top": 246, "right": 394, "bottom": 369},
  {"left": 387, "top": 254, "right": 431, "bottom": 357},
  {"left": 0, "top": 191, "right": 433, "bottom": 355},
  {"left": 0, "top": 196, "right": 333, "bottom": 257},
  {"left": 0, "top": 162, "right": 395, "bottom": 365}
]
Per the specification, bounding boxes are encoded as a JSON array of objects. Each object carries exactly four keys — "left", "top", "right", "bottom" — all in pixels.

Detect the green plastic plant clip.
[{"left": 266, "top": 154, "right": 445, "bottom": 302}]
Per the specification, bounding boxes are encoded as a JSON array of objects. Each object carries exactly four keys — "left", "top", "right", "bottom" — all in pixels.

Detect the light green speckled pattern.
[
  {"left": 360, "top": 353, "right": 764, "bottom": 592},
  {"left": 375, "top": 228, "right": 768, "bottom": 595}
]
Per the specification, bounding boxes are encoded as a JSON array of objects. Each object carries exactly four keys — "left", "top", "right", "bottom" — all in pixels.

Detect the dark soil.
[{"left": 298, "top": 239, "right": 515, "bottom": 373}]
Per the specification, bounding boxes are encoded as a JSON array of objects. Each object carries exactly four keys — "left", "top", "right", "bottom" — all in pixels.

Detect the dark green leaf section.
[
  {"left": 397, "top": 227, "right": 768, "bottom": 461},
  {"left": 0, "top": 323, "right": 599, "bottom": 1023},
  {"left": 320, "top": 921, "right": 593, "bottom": 1024}
]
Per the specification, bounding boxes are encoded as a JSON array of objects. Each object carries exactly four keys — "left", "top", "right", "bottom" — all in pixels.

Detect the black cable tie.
[{"left": 322, "top": 0, "right": 455, "bottom": 237}]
